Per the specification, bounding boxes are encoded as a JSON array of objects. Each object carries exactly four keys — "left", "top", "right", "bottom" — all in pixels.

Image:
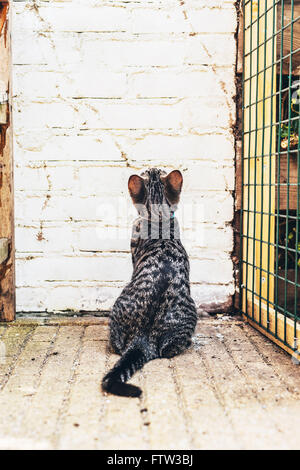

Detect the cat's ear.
[
  {"left": 163, "top": 170, "right": 183, "bottom": 204},
  {"left": 128, "top": 175, "right": 146, "bottom": 204}
]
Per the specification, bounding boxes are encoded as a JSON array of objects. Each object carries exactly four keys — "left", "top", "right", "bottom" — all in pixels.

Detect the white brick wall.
[{"left": 12, "top": 0, "right": 237, "bottom": 313}]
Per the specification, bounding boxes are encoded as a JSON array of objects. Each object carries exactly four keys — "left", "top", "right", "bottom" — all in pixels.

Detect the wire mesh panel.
[{"left": 241, "top": 0, "right": 300, "bottom": 361}]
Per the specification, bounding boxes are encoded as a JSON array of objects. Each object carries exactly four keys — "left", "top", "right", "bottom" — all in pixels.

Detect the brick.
[
  {"left": 190, "top": 257, "right": 233, "bottom": 284},
  {"left": 14, "top": 131, "right": 123, "bottom": 162},
  {"left": 14, "top": 97, "right": 234, "bottom": 131},
  {"left": 14, "top": 130, "right": 234, "bottom": 163},
  {"left": 57, "top": 340, "right": 108, "bottom": 450},
  {"left": 15, "top": 225, "right": 76, "bottom": 254},
  {"left": 12, "top": 33, "right": 236, "bottom": 68},
  {"left": 15, "top": 224, "right": 131, "bottom": 254},
  {"left": 183, "top": 162, "right": 234, "bottom": 191},
  {"left": 14, "top": 191, "right": 233, "bottom": 225},
  {"left": 13, "top": 4, "right": 129, "bottom": 33},
  {"left": 15, "top": 254, "right": 132, "bottom": 285},
  {"left": 16, "top": 285, "right": 121, "bottom": 312},
  {"left": 131, "top": 7, "right": 236, "bottom": 34},
  {"left": 129, "top": 67, "right": 235, "bottom": 99},
  {"left": 14, "top": 66, "right": 235, "bottom": 100},
  {"left": 183, "top": 224, "right": 233, "bottom": 253},
  {"left": 14, "top": 101, "right": 78, "bottom": 129},
  {"left": 15, "top": 284, "right": 235, "bottom": 312},
  {"left": 115, "top": 131, "right": 235, "bottom": 163},
  {"left": 13, "top": 4, "right": 236, "bottom": 34},
  {"left": 143, "top": 358, "right": 190, "bottom": 449},
  {"left": 191, "top": 283, "right": 235, "bottom": 308},
  {"left": 14, "top": 68, "right": 128, "bottom": 99}
]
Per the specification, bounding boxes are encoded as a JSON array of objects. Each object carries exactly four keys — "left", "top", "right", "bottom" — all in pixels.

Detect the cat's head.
[{"left": 128, "top": 168, "right": 182, "bottom": 219}]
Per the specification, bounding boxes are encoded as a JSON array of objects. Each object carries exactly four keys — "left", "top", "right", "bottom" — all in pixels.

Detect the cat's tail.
[{"left": 102, "top": 337, "right": 151, "bottom": 398}]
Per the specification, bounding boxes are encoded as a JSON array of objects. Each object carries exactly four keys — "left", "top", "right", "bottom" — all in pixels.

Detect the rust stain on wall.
[
  {"left": 0, "top": 103, "right": 10, "bottom": 207},
  {"left": 0, "top": 2, "right": 8, "bottom": 37},
  {"left": 0, "top": 1, "right": 9, "bottom": 157},
  {"left": 0, "top": 236, "right": 11, "bottom": 288},
  {"left": 36, "top": 222, "right": 45, "bottom": 242},
  {"left": 0, "top": 119, "right": 9, "bottom": 155}
]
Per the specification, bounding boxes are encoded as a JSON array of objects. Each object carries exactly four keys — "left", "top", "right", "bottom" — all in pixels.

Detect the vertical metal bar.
[
  {"left": 274, "top": 0, "right": 285, "bottom": 339},
  {"left": 283, "top": 0, "right": 294, "bottom": 345},
  {"left": 266, "top": 0, "right": 277, "bottom": 331},
  {"left": 258, "top": 0, "right": 268, "bottom": 324},
  {"left": 295, "top": 61, "right": 300, "bottom": 350},
  {"left": 245, "top": 0, "right": 254, "bottom": 317},
  {"left": 252, "top": 0, "right": 260, "bottom": 319},
  {"left": 239, "top": 1, "right": 246, "bottom": 314}
]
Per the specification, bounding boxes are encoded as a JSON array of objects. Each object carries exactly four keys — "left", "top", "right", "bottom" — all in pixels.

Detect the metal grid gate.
[{"left": 241, "top": 0, "right": 300, "bottom": 360}]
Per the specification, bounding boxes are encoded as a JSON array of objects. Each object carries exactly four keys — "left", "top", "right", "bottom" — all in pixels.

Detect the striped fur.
[{"left": 102, "top": 169, "right": 197, "bottom": 397}]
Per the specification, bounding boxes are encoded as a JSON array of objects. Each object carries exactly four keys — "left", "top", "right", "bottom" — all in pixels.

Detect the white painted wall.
[{"left": 12, "top": 0, "right": 237, "bottom": 313}]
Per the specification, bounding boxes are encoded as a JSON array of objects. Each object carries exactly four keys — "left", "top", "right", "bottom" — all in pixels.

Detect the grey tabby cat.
[{"left": 102, "top": 168, "right": 197, "bottom": 397}]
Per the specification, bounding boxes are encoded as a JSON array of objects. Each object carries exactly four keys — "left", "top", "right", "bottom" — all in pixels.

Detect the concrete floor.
[{"left": 0, "top": 315, "right": 299, "bottom": 450}]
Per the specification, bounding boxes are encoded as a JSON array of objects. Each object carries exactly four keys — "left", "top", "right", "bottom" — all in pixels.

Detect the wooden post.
[{"left": 0, "top": 0, "right": 15, "bottom": 322}]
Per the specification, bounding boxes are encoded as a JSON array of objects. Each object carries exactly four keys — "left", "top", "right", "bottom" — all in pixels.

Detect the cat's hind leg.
[
  {"left": 155, "top": 304, "right": 197, "bottom": 359},
  {"left": 109, "top": 314, "right": 128, "bottom": 355},
  {"left": 158, "top": 330, "right": 192, "bottom": 358},
  {"left": 109, "top": 301, "right": 139, "bottom": 355}
]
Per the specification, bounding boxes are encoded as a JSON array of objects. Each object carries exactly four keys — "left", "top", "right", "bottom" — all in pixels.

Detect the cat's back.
[
  {"left": 132, "top": 238, "right": 190, "bottom": 294},
  {"left": 135, "top": 237, "right": 188, "bottom": 267}
]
